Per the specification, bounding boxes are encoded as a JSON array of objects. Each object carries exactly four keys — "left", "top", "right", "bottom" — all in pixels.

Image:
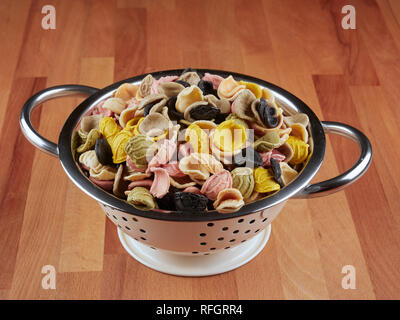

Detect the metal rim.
[{"left": 58, "top": 68, "right": 326, "bottom": 221}]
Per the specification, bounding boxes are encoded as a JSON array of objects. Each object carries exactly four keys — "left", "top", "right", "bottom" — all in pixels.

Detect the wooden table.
[{"left": 1, "top": 0, "right": 399, "bottom": 300}]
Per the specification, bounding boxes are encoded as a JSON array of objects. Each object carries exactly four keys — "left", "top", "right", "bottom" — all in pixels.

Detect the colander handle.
[
  {"left": 294, "top": 121, "right": 372, "bottom": 199},
  {"left": 20, "top": 85, "right": 99, "bottom": 157}
]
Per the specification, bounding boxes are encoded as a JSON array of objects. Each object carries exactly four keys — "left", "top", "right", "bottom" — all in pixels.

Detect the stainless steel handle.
[
  {"left": 294, "top": 121, "right": 372, "bottom": 199},
  {"left": 19, "top": 85, "right": 99, "bottom": 157}
]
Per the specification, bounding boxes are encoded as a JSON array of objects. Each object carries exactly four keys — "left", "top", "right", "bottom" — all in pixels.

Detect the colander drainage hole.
[
  {"left": 255, "top": 229, "right": 260, "bottom": 233},
  {"left": 200, "top": 242, "right": 207, "bottom": 246},
  {"left": 140, "top": 237, "right": 146, "bottom": 241},
  {"left": 192, "top": 251, "right": 199, "bottom": 254},
  {"left": 222, "top": 227, "right": 229, "bottom": 231},
  {"left": 122, "top": 217, "right": 127, "bottom": 221},
  {"left": 207, "top": 223, "right": 214, "bottom": 227},
  {"left": 210, "top": 248, "right": 216, "bottom": 251},
  {"left": 218, "top": 237, "right": 224, "bottom": 241},
  {"left": 200, "top": 233, "right": 206, "bottom": 237},
  {"left": 245, "top": 230, "right": 250, "bottom": 234},
  {"left": 238, "top": 219, "right": 244, "bottom": 223},
  {"left": 249, "top": 219, "right": 255, "bottom": 224},
  {"left": 233, "top": 230, "right": 239, "bottom": 234},
  {"left": 224, "top": 247, "right": 230, "bottom": 250},
  {"left": 262, "top": 218, "right": 268, "bottom": 222},
  {"left": 132, "top": 217, "right": 138, "bottom": 222},
  {"left": 229, "top": 239, "right": 236, "bottom": 243},
  {"left": 113, "top": 215, "right": 117, "bottom": 220},
  {"left": 139, "top": 229, "right": 146, "bottom": 233},
  {"left": 125, "top": 226, "right": 131, "bottom": 231},
  {"left": 204, "top": 253, "right": 210, "bottom": 255}
]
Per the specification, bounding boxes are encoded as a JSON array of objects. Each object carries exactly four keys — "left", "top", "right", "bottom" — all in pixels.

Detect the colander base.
[{"left": 117, "top": 224, "right": 271, "bottom": 276}]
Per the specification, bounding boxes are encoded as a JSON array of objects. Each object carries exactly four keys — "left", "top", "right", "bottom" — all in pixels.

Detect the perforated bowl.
[{"left": 20, "top": 69, "right": 372, "bottom": 258}]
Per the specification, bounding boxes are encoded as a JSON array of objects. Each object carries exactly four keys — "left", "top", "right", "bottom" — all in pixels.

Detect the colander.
[{"left": 20, "top": 69, "right": 372, "bottom": 276}]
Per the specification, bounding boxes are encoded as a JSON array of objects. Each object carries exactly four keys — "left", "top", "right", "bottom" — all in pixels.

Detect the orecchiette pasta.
[{"left": 74, "top": 70, "right": 311, "bottom": 213}]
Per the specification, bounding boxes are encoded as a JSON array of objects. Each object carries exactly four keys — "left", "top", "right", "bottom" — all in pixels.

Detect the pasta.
[{"left": 73, "top": 70, "right": 311, "bottom": 213}]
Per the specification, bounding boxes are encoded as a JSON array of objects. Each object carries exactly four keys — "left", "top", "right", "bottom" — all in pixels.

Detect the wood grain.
[{"left": 1, "top": 0, "right": 399, "bottom": 299}]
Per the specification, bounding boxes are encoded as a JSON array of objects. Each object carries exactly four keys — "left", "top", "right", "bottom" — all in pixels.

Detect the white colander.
[{"left": 20, "top": 69, "right": 372, "bottom": 276}]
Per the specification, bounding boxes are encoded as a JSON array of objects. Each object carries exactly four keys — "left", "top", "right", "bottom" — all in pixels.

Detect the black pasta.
[
  {"left": 143, "top": 98, "right": 163, "bottom": 116},
  {"left": 156, "top": 193, "right": 176, "bottom": 211},
  {"left": 214, "top": 113, "right": 229, "bottom": 124},
  {"left": 173, "top": 192, "right": 209, "bottom": 212},
  {"left": 256, "top": 98, "right": 279, "bottom": 128},
  {"left": 207, "top": 199, "right": 215, "bottom": 211},
  {"left": 95, "top": 136, "right": 113, "bottom": 166},
  {"left": 189, "top": 103, "right": 220, "bottom": 121},
  {"left": 166, "top": 96, "right": 184, "bottom": 120},
  {"left": 233, "top": 147, "right": 263, "bottom": 168},
  {"left": 198, "top": 79, "right": 218, "bottom": 97},
  {"left": 270, "top": 158, "right": 284, "bottom": 187}
]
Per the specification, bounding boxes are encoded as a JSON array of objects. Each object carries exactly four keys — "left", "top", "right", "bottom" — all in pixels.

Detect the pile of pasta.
[{"left": 73, "top": 69, "right": 310, "bottom": 213}]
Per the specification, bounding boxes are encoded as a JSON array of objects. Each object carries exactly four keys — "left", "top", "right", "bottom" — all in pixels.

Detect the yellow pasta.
[
  {"left": 286, "top": 136, "right": 309, "bottom": 165},
  {"left": 185, "top": 123, "right": 210, "bottom": 154},
  {"left": 213, "top": 120, "right": 247, "bottom": 152},
  {"left": 238, "top": 81, "right": 262, "bottom": 99},
  {"left": 254, "top": 167, "right": 281, "bottom": 193}
]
